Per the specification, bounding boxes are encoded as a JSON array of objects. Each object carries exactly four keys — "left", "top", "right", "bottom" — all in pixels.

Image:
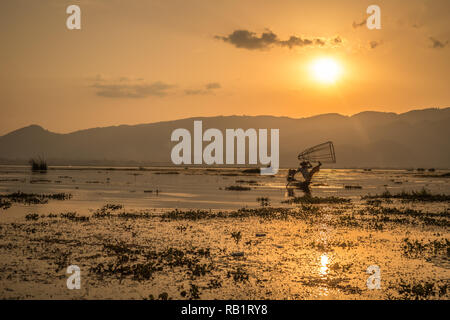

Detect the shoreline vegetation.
[{"left": 1, "top": 163, "right": 450, "bottom": 172}]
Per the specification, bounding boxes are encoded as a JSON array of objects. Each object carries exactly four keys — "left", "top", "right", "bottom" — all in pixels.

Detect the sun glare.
[{"left": 310, "top": 58, "right": 341, "bottom": 84}]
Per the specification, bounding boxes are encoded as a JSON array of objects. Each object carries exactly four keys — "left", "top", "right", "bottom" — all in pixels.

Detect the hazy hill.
[{"left": 1, "top": 107, "right": 449, "bottom": 168}]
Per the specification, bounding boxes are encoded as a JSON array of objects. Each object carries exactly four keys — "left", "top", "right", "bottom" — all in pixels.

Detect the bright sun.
[{"left": 310, "top": 58, "right": 341, "bottom": 84}]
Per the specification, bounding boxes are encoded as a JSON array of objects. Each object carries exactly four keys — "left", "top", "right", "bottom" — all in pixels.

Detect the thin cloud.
[
  {"left": 215, "top": 29, "right": 343, "bottom": 50},
  {"left": 90, "top": 78, "right": 175, "bottom": 98},
  {"left": 206, "top": 82, "right": 221, "bottom": 90},
  {"left": 429, "top": 37, "right": 448, "bottom": 49},
  {"left": 185, "top": 82, "right": 222, "bottom": 95},
  {"left": 215, "top": 30, "right": 278, "bottom": 50},
  {"left": 315, "top": 38, "right": 326, "bottom": 46},
  {"left": 277, "top": 36, "right": 312, "bottom": 48},
  {"left": 333, "top": 36, "right": 342, "bottom": 44}
]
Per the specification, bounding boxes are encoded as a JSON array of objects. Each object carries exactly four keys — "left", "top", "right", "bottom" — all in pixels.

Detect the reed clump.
[{"left": 29, "top": 158, "right": 48, "bottom": 172}]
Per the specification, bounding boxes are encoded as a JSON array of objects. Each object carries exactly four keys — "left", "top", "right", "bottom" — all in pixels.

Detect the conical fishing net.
[{"left": 297, "top": 141, "right": 336, "bottom": 163}]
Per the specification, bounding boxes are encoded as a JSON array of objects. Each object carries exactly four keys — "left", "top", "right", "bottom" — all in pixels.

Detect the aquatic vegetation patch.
[
  {"left": 145, "top": 292, "right": 172, "bottom": 300},
  {"left": 401, "top": 238, "right": 449, "bottom": 259},
  {"left": 207, "top": 278, "right": 223, "bottom": 290},
  {"left": 310, "top": 239, "right": 356, "bottom": 251},
  {"left": 60, "top": 212, "right": 89, "bottom": 222},
  {"left": 91, "top": 243, "right": 214, "bottom": 282},
  {"left": 388, "top": 280, "right": 448, "bottom": 300},
  {"left": 93, "top": 207, "right": 153, "bottom": 220},
  {"left": 184, "top": 283, "right": 201, "bottom": 299},
  {"left": 93, "top": 204, "right": 125, "bottom": 217},
  {"left": 117, "top": 211, "right": 153, "bottom": 219},
  {"left": 225, "top": 185, "right": 251, "bottom": 191},
  {"left": 25, "top": 213, "right": 40, "bottom": 221},
  {"left": 227, "top": 267, "right": 249, "bottom": 283},
  {"left": 0, "top": 199, "right": 12, "bottom": 210},
  {"left": 161, "top": 207, "right": 311, "bottom": 221},
  {"left": 335, "top": 214, "right": 360, "bottom": 227},
  {"left": 282, "top": 195, "right": 351, "bottom": 204},
  {"left": 299, "top": 277, "right": 363, "bottom": 295},
  {"left": 299, "top": 204, "right": 321, "bottom": 215},
  {"left": 30, "top": 179, "right": 52, "bottom": 184},
  {"left": 91, "top": 260, "right": 160, "bottom": 281},
  {"left": 153, "top": 171, "right": 180, "bottom": 175},
  {"left": 256, "top": 197, "right": 270, "bottom": 207},
  {"left": 0, "top": 192, "right": 72, "bottom": 206},
  {"left": 362, "top": 188, "right": 450, "bottom": 202},
  {"left": 365, "top": 199, "right": 382, "bottom": 206},
  {"left": 230, "top": 207, "right": 296, "bottom": 220},
  {"left": 162, "top": 209, "right": 213, "bottom": 221},
  {"left": 0, "top": 178, "right": 26, "bottom": 182},
  {"left": 375, "top": 206, "right": 448, "bottom": 218},
  {"left": 363, "top": 206, "right": 449, "bottom": 227},
  {"left": 344, "top": 185, "right": 362, "bottom": 189}
]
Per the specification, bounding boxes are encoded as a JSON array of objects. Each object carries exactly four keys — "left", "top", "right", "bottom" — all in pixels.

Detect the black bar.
[{"left": 1, "top": 300, "right": 447, "bottom": 319}]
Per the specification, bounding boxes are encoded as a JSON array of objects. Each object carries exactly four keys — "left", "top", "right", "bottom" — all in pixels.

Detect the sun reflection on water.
[{"left": 320, "top": 254, "right": 329, "bottom": 275}]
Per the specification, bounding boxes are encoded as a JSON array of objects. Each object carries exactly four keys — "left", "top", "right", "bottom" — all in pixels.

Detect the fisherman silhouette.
[{"left": 286, "top": 160, "right": 321, "bottom": 196}]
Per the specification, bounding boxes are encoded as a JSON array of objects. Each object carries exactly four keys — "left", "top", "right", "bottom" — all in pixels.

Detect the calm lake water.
[
  {"left": 1, "top": 165, "right": 449, "bottom": 219},
  {"left": 1, "top": 165, "right": 449, "bottom": 299}
]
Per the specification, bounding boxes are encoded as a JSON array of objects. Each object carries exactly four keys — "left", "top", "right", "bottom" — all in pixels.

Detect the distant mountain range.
[{"left": 1, "top": 107, "right": 449, "bottom": 168}]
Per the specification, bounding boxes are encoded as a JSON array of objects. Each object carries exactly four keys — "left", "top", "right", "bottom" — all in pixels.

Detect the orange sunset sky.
[{"left": 0, "top": 0, "right": 449, "bottom": 135}]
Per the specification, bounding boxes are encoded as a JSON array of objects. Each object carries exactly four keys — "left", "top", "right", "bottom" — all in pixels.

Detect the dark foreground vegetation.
[{"left": 0, "top": 196, "right": 448, "bottom": 300}]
